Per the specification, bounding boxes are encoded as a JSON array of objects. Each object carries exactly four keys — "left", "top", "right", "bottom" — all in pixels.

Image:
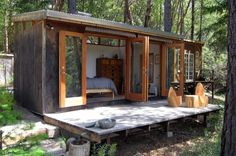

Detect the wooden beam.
[{"left": 44, "top": 116, "right": 102, "bottom": 143}]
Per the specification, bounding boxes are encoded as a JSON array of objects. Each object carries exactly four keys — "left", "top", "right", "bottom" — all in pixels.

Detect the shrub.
[
  {"left": 92, "top": 143, "right": 117, "bottom": 156},
  {"left": 0, "top": 88, "right": 21, "bottom": 126},
  {"left": 181, "top": 110, "right": 223, "bottom": 156},
  {"left": 1, "top": 134, "right": 48, "bottom": 156}
]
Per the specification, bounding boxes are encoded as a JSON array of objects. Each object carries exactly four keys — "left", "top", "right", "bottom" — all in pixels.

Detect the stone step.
[
  {"left": 1, "top": 105, "right": 59, "bottom": 148},
  {"left": 40, "top": 138, "right": 66, "bottom": 156}
]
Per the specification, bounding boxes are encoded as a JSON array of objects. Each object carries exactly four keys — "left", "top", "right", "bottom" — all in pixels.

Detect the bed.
[{"left": 86, "top": 77, "right": 118, "bottom": 99}]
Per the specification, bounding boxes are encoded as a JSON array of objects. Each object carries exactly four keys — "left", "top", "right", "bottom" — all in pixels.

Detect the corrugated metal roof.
[{"left": 12, "top": 10, "right": 184, "bottom": 41}]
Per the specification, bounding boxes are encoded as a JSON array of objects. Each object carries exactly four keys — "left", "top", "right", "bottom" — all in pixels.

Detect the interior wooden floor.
[{"left": 44, "top": 100, "right": 221, "bottom": 143}]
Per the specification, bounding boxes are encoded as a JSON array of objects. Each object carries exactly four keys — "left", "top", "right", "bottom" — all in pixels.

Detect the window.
[
  {"left": 184, "top": 50, "right": 194, "bottom": 82},
  {"left": 87, "top": 36, "right": 125, "bottom": 47}
]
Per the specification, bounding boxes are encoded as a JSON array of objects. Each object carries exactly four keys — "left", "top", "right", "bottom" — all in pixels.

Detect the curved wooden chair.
[
  {"left": 195, "top": 83, "right": 208, "bottom": 107},
  {"left": 168, "top": 87, "right": 182, "bottom": 107}
]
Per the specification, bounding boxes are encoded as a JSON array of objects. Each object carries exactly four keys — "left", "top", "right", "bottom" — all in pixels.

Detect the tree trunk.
[
  {"left": 53, "top": 0, "right": 65, "bottom": 11},
  {"left": 124, "top": 0, "right": 132, "bottom": 24},
  {"left": 3, "top": 10, "right": 9, "bottom": 53},
  {"left": 221, "top": 0, "right": 236, "bottom": 155},
  {"left": 158, "top": 2, "right": 162, "bottom": 30},
  {"left": 199, "top": 0, "right": 203, "bottom": 41},
  {"left": 191, "top": 0, "right": 195, "bottom": 40},
  {"left": 144, "top": 0, "right": 152, "bottom": 27},
  {"left": 179, "top": 0, "right": 184, "bottom": 35},
  {"left": 68, "top": 0, "right": 77, "bottom": 14},
  {"left": 164, "top": 0, "right": 172, "bottom": 32}
]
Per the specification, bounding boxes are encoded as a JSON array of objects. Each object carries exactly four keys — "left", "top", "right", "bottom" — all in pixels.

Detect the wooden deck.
[{"left": 44, "top": 100, "right": 220, "bottom": 143}]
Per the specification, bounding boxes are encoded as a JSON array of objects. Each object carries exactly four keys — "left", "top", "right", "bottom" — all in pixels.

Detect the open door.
[
  {"left": 125, "top": 37, "right": 149, "bottom": 101},
  {"left": 59, "top": 31, "right": 87, "bottom": 108},
  {"left": 161, "top": 43, "right": 184, "bottom": 96}
]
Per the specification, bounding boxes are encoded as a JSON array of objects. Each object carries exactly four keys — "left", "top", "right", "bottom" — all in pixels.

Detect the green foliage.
[
  {"left": 202, "top": 46, "right": 227, "bottom": 91},
  {"left": 181, "top": 110, "right": 223, "bottom": 156},
  {"left": 92, "top": 143, "right": 117, "bottom": 156},
  {"left": 0, "top": 88, "right": 21, "bottom": 126},
  {"left": 1, "top": 134, "right": 48, "bottom": 156}
]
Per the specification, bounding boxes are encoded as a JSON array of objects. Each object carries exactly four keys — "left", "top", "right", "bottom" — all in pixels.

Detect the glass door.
[
  {"left": 125, "top": 37, "right": 149, "bottom": 101},
  {"left": 59, "top": 31, "right": 87, "bottom": 108},
  {"left": 161, "top": 43, "right": 184, "bottom": 96}
]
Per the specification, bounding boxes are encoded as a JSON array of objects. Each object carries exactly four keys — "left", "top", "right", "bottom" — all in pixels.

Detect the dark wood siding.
[
  {"left": 14, "top": 21, "right": 43, "bottom": 114},
  {"left": 44, "top": 26, "right": 59, "bottom": 113},
  {"left": 44, "top": 20, "right": 85, "bottom": 113}
]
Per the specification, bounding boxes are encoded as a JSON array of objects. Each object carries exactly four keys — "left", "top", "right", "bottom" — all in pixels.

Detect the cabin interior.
[{"left": 13, "top": 10, "right": 204, "bottom": 114}]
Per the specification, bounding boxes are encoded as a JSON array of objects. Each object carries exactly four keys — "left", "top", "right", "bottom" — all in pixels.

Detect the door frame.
[
  {"left": 125, "top": 36, "right": 149, "bottom": 101},
  {"left": 161, "top": 43, "right": 184, "bottom": 96},
  {"left": 59, "top": 31, "right": 87, "bottom": 108}
]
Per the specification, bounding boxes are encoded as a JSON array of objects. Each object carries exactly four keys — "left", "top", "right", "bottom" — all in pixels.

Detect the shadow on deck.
[{"left": 44, "top": 100, "right": 221, "bottom": 143}]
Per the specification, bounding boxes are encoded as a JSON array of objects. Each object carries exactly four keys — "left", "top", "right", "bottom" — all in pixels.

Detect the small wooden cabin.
[{"left": 13, "top": 10, "right": 203, "bottom": 114}]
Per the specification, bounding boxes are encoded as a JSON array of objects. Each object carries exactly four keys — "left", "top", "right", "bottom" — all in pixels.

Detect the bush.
[
  {"left": 181, "top": 110, "right": 223, "bottom": 156},
  {"left": 1, "top": 134, "right": 48, "bottom": 156},
  {"left": 92, "top": 143, "right": 117, "bottom": 156},
  {"left": 0, "top": 88, "right": 21, "bottom": 126}
]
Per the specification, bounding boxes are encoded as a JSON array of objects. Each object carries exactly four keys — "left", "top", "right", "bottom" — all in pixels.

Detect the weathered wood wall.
[
  {"left": 43, "top": 20, "right": 85, "bottom": 113},
  {"left": 14, "top": 21, "right": 44, "bottom": 114}
]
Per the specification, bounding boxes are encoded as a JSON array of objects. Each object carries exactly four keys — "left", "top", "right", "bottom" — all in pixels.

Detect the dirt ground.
[{"left": 112, "top": 118, "right": 208, "bottom": 156}]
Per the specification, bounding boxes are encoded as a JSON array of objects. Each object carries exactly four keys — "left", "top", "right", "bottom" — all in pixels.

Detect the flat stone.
[
  {"left": 1, "top": 105, "right": 59, "bottom": 148},
  {"left": 167, "top": 131, "right": 173, "bottom": 138},
  {"left": 44, "top": 124, "right": 60, "bottom": 138},
  {"left": 40, "top": 138, "right": 66, "bottom": 156}
]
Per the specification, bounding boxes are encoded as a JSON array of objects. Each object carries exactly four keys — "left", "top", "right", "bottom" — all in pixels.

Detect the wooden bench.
[{"left": 86, "top": 89, "right": 114, "bottom": 99}]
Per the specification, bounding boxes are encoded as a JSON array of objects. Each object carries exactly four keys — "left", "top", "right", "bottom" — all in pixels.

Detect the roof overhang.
[{"left": 12, "top": 10, "right": 184, "bottom": 41}]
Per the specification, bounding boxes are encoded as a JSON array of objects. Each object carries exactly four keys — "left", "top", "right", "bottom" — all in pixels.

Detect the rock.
[
  {"left": 45, "top": 124, "right": 60, "bottom": 139},
  {"left": 167, "top": 131, "right": 173, "bottom": 138},
  {"left": 40, "top": 138, "right": 66, "bottom": 156}
]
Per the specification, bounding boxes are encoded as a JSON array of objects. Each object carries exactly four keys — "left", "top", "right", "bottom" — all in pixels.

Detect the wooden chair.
[
  {"left": 168, "top": 87, "right": 182, "bottom": 107},
  {"left": 195, "top": 83, "right": 208, "bottom": 107},
  {"left": 185, "top": 83, "right": 208, "bottom": 107}
]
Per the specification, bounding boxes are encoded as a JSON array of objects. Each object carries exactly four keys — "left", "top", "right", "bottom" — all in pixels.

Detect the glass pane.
[
  {"left": 100, "top": 38, "right": 119, "bottom": 46},
  {"left": 87, "top": 36, "right": 99, "bottom": 44},
  {"left": 65, "top": 35, "right": 82, "bottom": 97},
  {"left": 166, "top": 47, "right": 181, "bottom": 90},
  {"left": 184, "top": 50, "right": 194, "bottom": 82},
  {"left": 130, "top": 42, "right": 143, "bottom": 93}
]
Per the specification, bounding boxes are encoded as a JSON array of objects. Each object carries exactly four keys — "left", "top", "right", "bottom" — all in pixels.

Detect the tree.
[
  {"left": 124, "top": 0, "right": 132, "bottom": 24},
  {"left": 191, "top": 0, "right": 195, "bottom": 40},
  {"left": 52, "top": 0, "right": 65, "bottom": 11},
  {"left": 164, "top": 0, "right": 172, "bottom": 32},
  {"left": 221, "top": 0, "right": 236, "bottom": 155},
  {"left": 144, "top": 0, "right": 152, "bottom": 27},
  {"left": 198, "top": 0, "right": 203, "bottom": 41},
  {"left": 68, "top": 0, "right": 77, "bottom": 14}
]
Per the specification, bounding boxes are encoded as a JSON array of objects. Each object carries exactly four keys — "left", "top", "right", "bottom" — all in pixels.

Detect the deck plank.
[{"left": 44, "top": 100, "right": 220, "bottom": 141}]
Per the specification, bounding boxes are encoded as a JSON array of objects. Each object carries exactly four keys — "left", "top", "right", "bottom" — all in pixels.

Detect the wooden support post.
[
  {"left": 163, "top": 121, "right": 173, "bottom": 137},
  {"left": 106, "top": 137, "right": 111, "bottom": 144},
  {"left": 125, "top": 130, "right": 129, "bottom": 137},
  {"left": 203, "top": 113, "right": 208, "bottom": 127}
]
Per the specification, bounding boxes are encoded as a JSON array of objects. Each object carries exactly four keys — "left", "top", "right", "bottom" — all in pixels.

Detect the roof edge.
[
  {"left": 12, "top": 10, "right": 204, "bottom": 43},
  {"left": 12, "top": 10, "right": 46, "bottom": 22}
]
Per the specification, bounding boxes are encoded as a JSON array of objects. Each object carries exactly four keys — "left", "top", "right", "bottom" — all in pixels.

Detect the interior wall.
[
  {"left": 86, "top": 44, "right": 125, "bottom": 78},
  {"left": 86, "top": 43, "right": 161, "bottom": 95}
]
